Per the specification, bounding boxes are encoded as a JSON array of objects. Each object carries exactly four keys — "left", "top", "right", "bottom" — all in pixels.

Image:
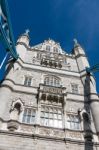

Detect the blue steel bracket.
[{"left": 0, "top": 0, "right": 19, "bottom": 60}]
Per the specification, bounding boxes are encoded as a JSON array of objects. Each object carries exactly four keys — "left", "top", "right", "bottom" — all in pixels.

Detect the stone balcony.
[
  {"left": 39, "top": 84, "right": 66, "bottom": 95},
  {"left": 39, "top": 84, "right": 66, "bottom": 104}
]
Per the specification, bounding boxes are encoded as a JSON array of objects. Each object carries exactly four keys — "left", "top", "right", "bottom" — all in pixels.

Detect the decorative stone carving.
[
  {"left": 39, "top": 127, "right": 64, "bottom": 138},
  {"left": 8, "top": 98, "right": 24, "bottom": 131},
  {"left": 41, "top": 58, "right": 62, "bottom": 69},
  {"left": 41, "top": 93, "right": 46, "bottom": 100},
  {"left": 52, "top": 129, "right": 64, "bottom": 138},
  {"left": 7, "top": 120, "right": 19, "bottom": 131},
  {"left": 10, "top": 98, "right": 23, "bottom": 120},
  {"left": 20, "top": 124, "right": 35, "bottom": 134},
  {"left": 66, "top": 130, "right": 82, "bottom": 139},
  {"left": 39, "top": 128, "right": 52, "bottom": 136},
  {"left": 43, "top": 86, "right": 63, "bottom": 94}
]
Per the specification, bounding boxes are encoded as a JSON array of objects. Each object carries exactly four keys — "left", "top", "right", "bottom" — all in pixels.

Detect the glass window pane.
[
  {"left": 45, "top": 118, "right": 49, "bottom": 126},
  {"left": 24, "top": 108, "right": 28, "bottom": 116},
  {"left": 32, "top": 110, "right": 36, "bottom": 117},
  {"left": 70, "top": 122, "right": 74, "bottom": 129},
  {"left": 66, "top": 115, "right": 80, "bottom": 130},
  {"left": 41, "top": 111, "right": 44, "bottom": 117},
  {"left": 58, "top": 109, "right": 62, "bottom": 114},
  {"left": 31, "top": 116, "right": 35, "bottom": 123},
  {"left": 58, "top": 114, "right": 62, "bottom": 119},
  {"left": 41, "top": 117, "right": 44, "bottom": 125},
  {"left": 54, "top": 120, "right": 58, "bottom": 127},
  {"left": 45, "top": 112, "right": 49, "bottom": 118},
  {"left": 58, "top": 120, "right": 62, "bottom": 128},
  {"left": 76, "top": 123, "right": 80, "bottom": 129},
  {"left": 22, "top": 115, "right": 26, "bottom": 123},
  {"left": 27, "top": 109, "right": 31, "bottom": 115},
  {"left": 44, "top": 76, "right": 60, "bottom": 87},
  {"left": 74, "top": 116, "right": 79, "bottom": 122},
  {"left": 22, "top": 108, "right": 35, "bottom": 124},
  {"left": 67, "top": 121, "right": 70, "bottom": 129},
  {"left": 49, "top": 113, "right": 53, "bottom": 118},
  {"left": 49, "top": 119, "right": 53, "bottom": 127},
  {"left": 27, "top": 116, "right": 31, "bottom": 123},
  {"left": 54, "top": 113, "right": 57, "bottom": 119}
]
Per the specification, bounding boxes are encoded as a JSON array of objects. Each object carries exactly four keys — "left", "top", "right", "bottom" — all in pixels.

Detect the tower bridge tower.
[{"left": 0, "top": 32, "right": 99, "bottom": 150}]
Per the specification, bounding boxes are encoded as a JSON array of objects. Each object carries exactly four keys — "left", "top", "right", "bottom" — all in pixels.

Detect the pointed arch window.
[{"left": 44, "top": 76, "right": 60, "bottom": 87}]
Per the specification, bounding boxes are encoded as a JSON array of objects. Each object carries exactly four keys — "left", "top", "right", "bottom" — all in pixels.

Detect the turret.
[
  {"left": 73, "top": 39, "right": 99, "bottom": 138},
  {"left": 73, "top": 39, "right": 89, "bottom": 72},
  {"left": 16, "top": 29, "right": 30, "bottom": 60},
  {"left": 88, "top": 74, "right": 99, "bottom": 137}
]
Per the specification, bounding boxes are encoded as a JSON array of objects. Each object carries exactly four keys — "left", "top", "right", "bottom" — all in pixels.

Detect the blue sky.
[{"left": 0, "top": 0, "right": 99, "bottom": 92}]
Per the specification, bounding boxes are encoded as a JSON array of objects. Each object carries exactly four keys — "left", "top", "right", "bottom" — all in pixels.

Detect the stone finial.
[
  {"left": 73, "top": 38, "right": 79, "bottom": 47},
  {"left": 25, "top": 29, "right": 30, "bottom": 34},
  {"left": 24, "top": 29, "right": 30, "bottom": 36}
]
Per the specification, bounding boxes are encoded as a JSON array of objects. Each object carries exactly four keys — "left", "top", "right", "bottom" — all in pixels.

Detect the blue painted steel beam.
[
  {"left": 86, "top": 64, "right": 99, "bottom": 73},
  {"left": 0, "top": 0, "right": 18, "bottom": 60}
]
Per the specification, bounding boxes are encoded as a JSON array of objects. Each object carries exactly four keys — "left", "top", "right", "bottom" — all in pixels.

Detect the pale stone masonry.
[{"left": 0, "top": 31, "right": 99, "bottom": 150}]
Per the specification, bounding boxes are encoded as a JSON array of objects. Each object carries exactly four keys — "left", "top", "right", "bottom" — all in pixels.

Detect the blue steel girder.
[
  {"left": 86, "top": 64, "right": 99, "bottom": 73},
  {"left": 0, "top": 0, "right": 18, "bottom": 60}
]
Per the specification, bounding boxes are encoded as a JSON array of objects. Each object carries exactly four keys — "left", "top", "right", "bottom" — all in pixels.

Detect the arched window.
[{"left": 44, "top": 76, "right": 60, "bottom": 87}]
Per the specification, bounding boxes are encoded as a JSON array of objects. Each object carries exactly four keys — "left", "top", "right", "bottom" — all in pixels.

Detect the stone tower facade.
[{"left": 0, "top": 32, "right": 99, "bottom": 150}]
